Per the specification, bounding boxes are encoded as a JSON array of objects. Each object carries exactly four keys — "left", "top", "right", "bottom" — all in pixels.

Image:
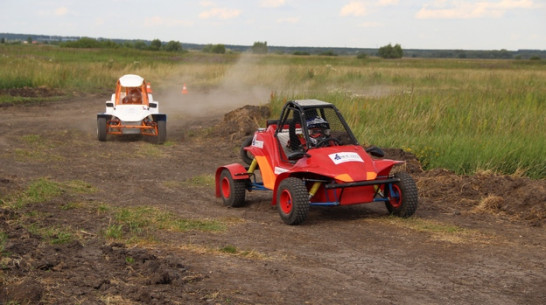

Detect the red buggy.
[{"left": 216, "top": 100, "right": 418, "bottom": 225}]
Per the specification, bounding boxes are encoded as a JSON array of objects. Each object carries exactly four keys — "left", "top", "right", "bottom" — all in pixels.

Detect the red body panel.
[
  {"left": 215, "top": 163, "right": 249, "bottom": 197},
  {"left": 312, "top": 185, "right": 376, "bottom": 205},
  {"left": 242, "top": 125, "right": 402, "bottom": 206}
]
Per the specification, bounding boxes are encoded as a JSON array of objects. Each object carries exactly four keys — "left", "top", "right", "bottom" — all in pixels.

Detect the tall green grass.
[
  {"left": 269, "top": 62, "right": 545, "bottom": 178},
  {"left": 1, "top": 44, "right": 544, "bottom": 178},
  {"left": 0, "top": 44, "right": 237, "bottom": 95}
]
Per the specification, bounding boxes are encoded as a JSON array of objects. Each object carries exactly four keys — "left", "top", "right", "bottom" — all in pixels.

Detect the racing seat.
[{"left": 289, "top": 115, "right": 302, "bottom": 151}]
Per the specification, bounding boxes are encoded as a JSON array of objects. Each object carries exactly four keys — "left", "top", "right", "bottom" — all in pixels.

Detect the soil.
[{"left": 0, "top": 92, "right": 545, "bottom": 305}]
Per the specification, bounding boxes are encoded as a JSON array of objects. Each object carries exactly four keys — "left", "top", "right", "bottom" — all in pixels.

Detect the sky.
[{"left": 1, "top": 0, "right": 545, "bottom": 50}]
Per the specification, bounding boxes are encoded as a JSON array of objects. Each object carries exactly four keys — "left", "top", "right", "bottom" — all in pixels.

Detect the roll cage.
[
  {"left": 273, "top": 100, "right": 359, "bottom": 156},
  {"left": 114, "top": 74, "right": 150, "bottom": 106}
]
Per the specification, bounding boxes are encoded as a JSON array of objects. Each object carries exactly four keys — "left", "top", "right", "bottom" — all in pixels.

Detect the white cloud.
[
  {"left": 277, "top": 17, "right": 299, "bottom": 23},
  {"left": 416, "top": 0, "right": 534, "bottom": 19},
  {"left": 261, "top": 0, "right": 286, "bottom": 8},
  {"left": 340, "top": 1, "right": 368, "bottom": 17},
  {"left": 199, "top": 6, "right": 241, "bottom": 19},
  {"left": 55, "top": 7, "right": 68, "bottom": 16}
]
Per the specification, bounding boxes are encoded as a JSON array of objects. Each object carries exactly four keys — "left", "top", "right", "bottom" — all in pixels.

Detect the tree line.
[
  {"left": 1, "top": 34, "right": 544, "bottom": 60},
  {"left": 59, "top": 37, "right": 183, "bottom": 52}
]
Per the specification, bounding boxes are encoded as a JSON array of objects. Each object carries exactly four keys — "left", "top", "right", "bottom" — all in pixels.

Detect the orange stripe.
[
  {"left": 334, "top": 173, "right": 353, "bottom": 182},
  {"left": 255, "top": 156, "right": 276, "bottom": 189}
]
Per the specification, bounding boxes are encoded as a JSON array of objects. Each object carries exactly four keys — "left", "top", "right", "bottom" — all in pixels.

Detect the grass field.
[{"left": 1, "top": 44, "right": 544, "bottom": 178}]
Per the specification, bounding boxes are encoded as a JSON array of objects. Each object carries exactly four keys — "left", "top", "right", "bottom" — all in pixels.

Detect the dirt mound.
[
  {"left": 215, "top": 104, "right": 270, "bottom": 139},
  {"left": 417, "top": 169, "right": 545, "bottom": 226},
  {"left": 381, "top": 147, "right": 423, "bottom": 174}
]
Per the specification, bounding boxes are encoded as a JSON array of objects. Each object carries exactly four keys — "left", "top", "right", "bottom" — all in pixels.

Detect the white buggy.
[{"left": 97, "top": 74, "right": 167, "bottom": 144}]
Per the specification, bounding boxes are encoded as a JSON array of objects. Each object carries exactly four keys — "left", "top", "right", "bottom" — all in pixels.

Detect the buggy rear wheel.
[
  {"left": 277, "top": 177, "right": 309, "bottom": 225},
  {"left": 240, "top": 136, "right": 255, "bottom": 166},
  {"left": 97, "top": 117, "right": 107, "bottom": 141},
  {"left": 219, "top": 169, "right": 246, "bottom": 207},
  {"left": 385, "top": 172, "right": 418, "bottom": 217}
]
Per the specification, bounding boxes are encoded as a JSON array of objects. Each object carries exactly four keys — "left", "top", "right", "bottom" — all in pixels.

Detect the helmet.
[
  {"left": 129, "top": 89, "right": 141, "bottom": 101},
  {"left": 306, "top": 117, "right": 330, "bottom": 139}
]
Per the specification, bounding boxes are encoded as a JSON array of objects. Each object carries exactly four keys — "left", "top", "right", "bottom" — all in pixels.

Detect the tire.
[
  {"left": 240, "top": 136, "right": 254, "bottom": 165},
  {"left": 219, "top": 169, "right": 246, "bottom": 207},
  {"left": 277, "top": 177, "right": 310, "bottom": 225},
  {"left": 155, "top": 119, "right": 166, "bottom": 144},
  {"left": 385, "top": 172, "right": 418, "bottom": 217},
  {"left": 97, "top": 117, "right": 107, "bottom": 141}
]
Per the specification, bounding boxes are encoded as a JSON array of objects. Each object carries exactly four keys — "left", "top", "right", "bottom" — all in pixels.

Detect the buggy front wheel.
[
  {"left": 97, "top": 117, "right": 107, "bottom": 141},
  {"left": 277, "top": 177, "right": 309, "bottom": 225},
  {"left": 384, "top": 172, "right": 418, "bottom": 217},
  {"left": 155, "top": 119, "right": 166, "bottom": 144}
]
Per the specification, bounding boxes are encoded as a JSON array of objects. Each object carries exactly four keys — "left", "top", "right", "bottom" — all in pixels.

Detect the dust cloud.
[{"left": 155, "top": 54, "right": 273, "bottom": 120}]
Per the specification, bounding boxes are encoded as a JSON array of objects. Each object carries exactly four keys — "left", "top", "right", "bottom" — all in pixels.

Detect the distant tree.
[
  {"left": 293, "top": 51, "right": 310, "bottom": 56},
  {"left": 251, "top": 41, "right": 268, "bottom": 54},
  {"left": 202, "top": 44, "right": 225, "bottom": 54},
  {"left": 497, "top": 49, "right": 512, "bottom": 59},
  {"left": 356, "top": 52, "right": 368, "bottom": 59},
  {"left": 378, "top": 43, "right": 403, "bottom": 59},
  {"left": 27, "top": 36, "right": 32, "bottom": 44},
  {"left": 1, "top": 38, "right": 5, "bottom": 44},
  {"left": 393, "top": 44, "right": 403, "bottom": 58},
  {"left": 61, "top": 37, "right": 101, "bottom": 48},
  {"left": 377, "top": 44, "right": 392, "bottom": 58},
  {"left": 319, "top": 50, "right": 337, "bottom": 56},
  {"left": 211, "top": 44, "right": 225, "bottom": 54},
  {"left": 100, "top": 40, "right": 119, "bottom": 49},
  {"left": 133, "top": 40, "right": 148, "bottom": 50},
  {"left": 150, "top": 39, "right": 162, "bottom": 51},
  {"left": 163, "top": 40, "right": 183, "bottom": 52}
]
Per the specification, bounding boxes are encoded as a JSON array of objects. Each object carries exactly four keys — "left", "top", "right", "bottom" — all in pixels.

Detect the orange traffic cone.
[
  {"left": 146, "top": 82, "right": 152, "bottom": 93},
  {"left": 181, "top": 83, "right": 188, "bottom": 94}
]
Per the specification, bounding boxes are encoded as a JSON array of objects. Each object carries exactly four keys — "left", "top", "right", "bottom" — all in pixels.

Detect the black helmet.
[
  {"left": 307, "top": 116, "right": 329, "bottom": 131},
  {"left": 306, "top": 117, "right": 331, "bottom": 141}
]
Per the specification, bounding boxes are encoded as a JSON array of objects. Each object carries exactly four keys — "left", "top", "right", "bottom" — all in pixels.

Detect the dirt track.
[{"left": 0, "top": 92, "right": 545, "bottom": 305}]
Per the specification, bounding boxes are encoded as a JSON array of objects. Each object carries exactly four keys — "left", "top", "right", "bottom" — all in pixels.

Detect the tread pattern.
[
  {"left": 387, "top": 172, "right": 419, "bottom": 217},
  {"left": 220, "top": 169, "right": 246, "bottom": 207},
  {"left": 277, "top": 177, "right": 310, "bottom": 225}
]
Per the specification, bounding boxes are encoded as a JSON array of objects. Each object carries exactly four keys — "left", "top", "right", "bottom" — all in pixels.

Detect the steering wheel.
[{"left": 316, "top": 137, "right": 341, "bottom": 147}]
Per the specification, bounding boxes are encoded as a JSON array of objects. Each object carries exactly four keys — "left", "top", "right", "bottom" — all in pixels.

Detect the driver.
[
  {"left": 123, "top": 88, "right": 142, "bottom": 104},
  {"left": 306, "top": 116, "right": 331, "bottom": 147}
]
